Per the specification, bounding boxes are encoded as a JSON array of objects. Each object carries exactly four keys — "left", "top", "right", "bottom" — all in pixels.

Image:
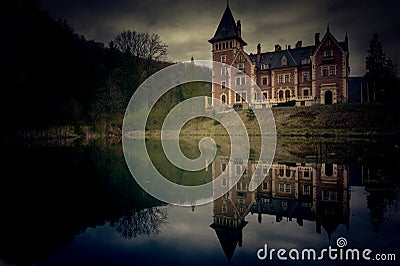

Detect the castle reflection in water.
[{"left": 210, "top": 156, "right": 350, "bottom": 262}]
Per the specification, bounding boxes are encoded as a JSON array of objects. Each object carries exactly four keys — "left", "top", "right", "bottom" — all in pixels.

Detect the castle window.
[
  {"left": 284, "top": 74, "right": 290, "bottom": 83},
  {"left": 323, "top": 50, "right": 332, "bottom": 57},
  {"left": 303, "top": 89, "right": 309, "bottom": 97},
  {"left": 281, "top": 56, "right": 287, "bottom": 66},
  {"left": 278, "top": 90, "right": 284, "bottom": 99},
  {"left": 303, "top": 185, "right": 311, "bottom": 195},
  {"left": 322, "top": 67, "right": 328, "bottom": 77},
  {"left": 263, "top": 182, "right": 268, "bottom": 190},
  {"left": 303, "top": 73, "right": 309, "bottom": 81},
  {"left": 236, "top": 77, "right": 240, "bottom": 85},
  {"left": 286, "top": 169, "right": 291, "bottom": 177},
  {"left": 303, "top": 170, "right": 310, "bottom": 177},
  {"left": 262, "top": 77, "right": 267, "bottom": 85},
  {"left": 325, "top": 163, "right": 334, "bottom": 176},
  {"left": 236, "top": 93, "right": 241, "bottom": 102},
  {"left": 221, "top": 163, "right": 227, "bottom": 171},
  {"left": 285, "top": 90, "right": 291, "bottom": 99},
  {"left": 221, "top": 177, "right": 227, "bottom": 186},
  {"left": 241, "top": 76, "right": 246, "bottom": 85},
  {"left": 263, "top": 92, "right": 268, "bottom": 100},
  {"left": 323, "top": 190, "right": 337, "bottom": 201},
  {"left": 241, "top": 91, "right": 247, "bottom": 101},
  {"left": 301, "top": 58, "right": 311, "bottom": 64},
  {"left": 230, "top": 41, "right": 233, "bottom": 48},
  {"left": 222, "top": 42, "right": 226, "bottom": 49},
  {"left": 221, "top": 55, "right": 226, "bottom": 63},
  {"left": 236, "top": 165, "right": 241, "bottom": 175},
  {"left": 278, "top": 75, "right": 284, "bottom": 84},
  {"left": 222, "top": 204, "right": 227, "bottom": 213},
  {"left": 279, "top": 183, "right": 285, "bottom": 192},
  {"left": 329, "top": 66, "right": 336, "bottom": 76},
  {"left": 221, "top": 81, "right": 226, "bottom": 89},
  {"left": 285, "top": 184, "right": 291, "bottom": 193},
  {"left": 238, "top": 63, "right": 244, "bottom": 72},
  {"left": 262, "top": 166, "right": 268, "bottom": 174},
  {"left": 221, "top": 67, "right": 227, "bottom": 76},
  {"left": 221, "top": 94, "right": 226, "bottom": 103},
  {"left": 254, "top": 93, "right": 259, "bottom": 101}
]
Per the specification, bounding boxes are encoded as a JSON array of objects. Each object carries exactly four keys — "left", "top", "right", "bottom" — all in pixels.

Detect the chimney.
[
  {"left": 257, "top": 43, "right": 261, "bottom": 62},
  {"left": 315, "top": 33, "right": 320, "bottom": 46},
  {"left": 295, "top": 40, "right": 302, "bottom": 48},
  {"left": 236, "top": 20, "right": 241, "bottom": 38},
  {"left": 275, "top": 44, "right": 281, "bottom": 51}
]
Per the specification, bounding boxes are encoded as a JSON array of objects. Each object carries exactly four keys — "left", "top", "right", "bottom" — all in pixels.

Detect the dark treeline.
[
  {"left": 365, "top": 33, "right": 400, "bottom": 102},
  {"left": 1, "top": 0, "right": 169, "bottom": 133}
]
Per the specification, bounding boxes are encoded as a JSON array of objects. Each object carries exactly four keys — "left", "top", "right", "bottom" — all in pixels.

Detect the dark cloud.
[{"left": 41, "top": 0, "right": 400, "bottom": 76}]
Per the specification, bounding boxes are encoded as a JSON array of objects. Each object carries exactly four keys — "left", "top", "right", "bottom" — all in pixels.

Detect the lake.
[{"left": 0, "top": 137, "right": 399, "bottom": 265}]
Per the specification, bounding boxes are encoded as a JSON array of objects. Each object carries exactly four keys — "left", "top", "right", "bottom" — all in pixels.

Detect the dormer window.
[
  {"left": 281, "top": 56, "right": 287, "bottom": 66},
  {"left": 261, "top": 64, "right": 269, "bottom": 70}
]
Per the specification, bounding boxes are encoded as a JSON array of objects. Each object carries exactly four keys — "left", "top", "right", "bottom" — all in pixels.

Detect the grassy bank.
[{"left": 8, "top": 103, "right": 400, "bottom": 142}]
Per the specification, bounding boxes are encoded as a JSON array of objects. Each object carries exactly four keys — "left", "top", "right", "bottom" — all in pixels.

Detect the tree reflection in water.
[{"left": 111, "top": 207, "right": 168, "bottom": 239}]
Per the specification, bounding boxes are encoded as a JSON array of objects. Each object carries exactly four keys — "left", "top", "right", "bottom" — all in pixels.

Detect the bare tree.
[
  {"left": 113, "top": 30, "right": 168, "bottom": 79},
  {"left": 111, "top": 207, "right": 168, "bottom": 239}
]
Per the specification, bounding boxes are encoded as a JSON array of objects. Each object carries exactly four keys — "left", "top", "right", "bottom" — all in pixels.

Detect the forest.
[{"left": 1, "top": 0, "right": 174, "bottom": 134}]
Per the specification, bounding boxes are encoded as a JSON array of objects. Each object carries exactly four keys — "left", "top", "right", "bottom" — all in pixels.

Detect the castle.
[
  {"left": 210, "top": 156, "right": 350, "bottom": 262},
  {"left": 209, "top": 2, "right": 350, "bottom": 107}
]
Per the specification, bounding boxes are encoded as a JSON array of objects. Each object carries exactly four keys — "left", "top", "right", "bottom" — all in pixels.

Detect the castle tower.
[{"left": 208, "top": 2, "right": 249, "bottom": 107}]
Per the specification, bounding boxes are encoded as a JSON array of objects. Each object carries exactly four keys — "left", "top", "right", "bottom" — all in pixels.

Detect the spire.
[
  {"left": 344, "top": 30, "right": 349, "bottom": 51},
  {"left": 208, "top": 3, "right": 247, "bottom": 45}
]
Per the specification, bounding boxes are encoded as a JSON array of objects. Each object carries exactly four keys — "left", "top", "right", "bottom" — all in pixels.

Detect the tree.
[
  {"left": 113, "top": 30, "right": 168, "bottom": 79},
  {"left": 365, "top": 33, "right": 399, "bottom": 102},
  {"left": 366, "top": 33, "right": 386, "bottom": 79},
  {"left": 92, "top": 77, "right": 125, "bottom": 137}
]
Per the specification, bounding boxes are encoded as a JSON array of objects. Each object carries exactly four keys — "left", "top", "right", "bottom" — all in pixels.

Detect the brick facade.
[{"left": 209, "top": 4, "right": 349, "bottom": 107}]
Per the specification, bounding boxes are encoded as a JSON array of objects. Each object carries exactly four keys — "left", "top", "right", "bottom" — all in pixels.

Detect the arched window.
[
  {"left": 285, "top": 90, "right": 291, "bottom": 99},
  {"left": 221, "top": 95, "right": 226, "bottom": 103},
  {"left": 279, "top": 168, "right": 284, "bottom": 177},
  {"left": 286, "top": 169, "right": 291, "bottom": 177},
  {"left": 278, "top": 90, "right": 284, "bottom": 99}
]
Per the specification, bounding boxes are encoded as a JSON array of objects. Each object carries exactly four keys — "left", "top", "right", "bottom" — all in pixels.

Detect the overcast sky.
[{"left": 41, "top": 0, "right": 400, "bottom": 76}]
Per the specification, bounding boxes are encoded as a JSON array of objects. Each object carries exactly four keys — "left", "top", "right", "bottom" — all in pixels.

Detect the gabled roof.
[
  {"left": 208, "top": 4, "right": 247, "bottom": 45},
  {"left": 249, "top": 45, "right": 315, "bottom": 69}
]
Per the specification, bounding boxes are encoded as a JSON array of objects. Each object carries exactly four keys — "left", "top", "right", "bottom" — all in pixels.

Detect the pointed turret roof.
[
  {"left": 208, "top": 3, "right": 247, "bottom": 45},
  {"left": 210, "top": 221, "right": 248, "bottom": 263}
]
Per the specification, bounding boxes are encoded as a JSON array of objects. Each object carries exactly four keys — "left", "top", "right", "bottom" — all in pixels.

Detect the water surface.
[{"left": 0, "top": 138, "right": 399, "bottom": 265}]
